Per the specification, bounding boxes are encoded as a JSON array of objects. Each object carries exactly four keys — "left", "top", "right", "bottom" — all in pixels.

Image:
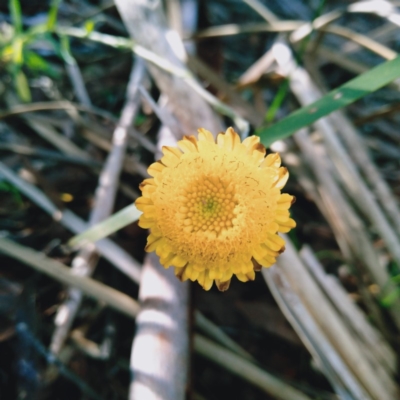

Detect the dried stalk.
[
  {"left": 0, "top": 143, "right": 101, "bottom": 168},
  {"left": 50, "top": 59, "right": 146, "bottom": 354},
  {"left": 266, "top": 238, "right": 398, "bottom": 400},
  {"left": 194, "top": 311, "right": 254, "bottom": 361},
  {"left": 60, "top": 35, "right": 92, "bottom": 107},
  {"left": 293, "top": 127, "right": 400, "bottom": 329},
  {"left": 128, "top": 251, "right": 189, "bottom": 400},
  {"left": 26, "top": 118, "right": 90, "bottom": 160},
  {"left": 0, "top": 162, "right": 142, "bottom": 282},
  {"left": 0, "top": 238, "right": 139, "bottom": 319},
  {"left": 194, "top": 334, "right": 313, "bottom": 400},
  {"left": 187, "top": 55, "right": 263, "bottom": 126},
  {"left": 272, "top": 40, "right": 400, "bottom": 313},
  {"left": 263, "top": 267, "right": 371, "bottom": 400},
  {"left": 328, "top": 111, "right": 400, "bottom": 239},
  {"left": 300, "top": 246, "right": 396, "bottom": 375}
]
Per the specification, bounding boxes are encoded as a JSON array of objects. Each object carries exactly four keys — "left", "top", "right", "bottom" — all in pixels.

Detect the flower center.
[{"left": 180, "top": 177, "right": 237, "bottom": 236}]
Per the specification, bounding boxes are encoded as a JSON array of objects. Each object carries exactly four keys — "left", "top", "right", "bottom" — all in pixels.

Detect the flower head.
[{"left": 136, "top": 127, "right": 296, "bottom": 291}]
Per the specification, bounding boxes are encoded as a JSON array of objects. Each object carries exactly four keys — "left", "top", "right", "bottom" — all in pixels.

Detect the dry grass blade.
[
  {"left": 266, "top": 238, "right": 398, "bottom": 400},
  {"left": 0, "top": 161, "right": 142, "bottom": 282},
  {"left": 26, "top": 118, "right": 90, "bottom": 160},
  {"left": 194, "top": 334, "right": 313, "bottom": 400},
  {"left": 0, "top": 143, "right": 102, "bottom": 168},
  {"left": 59, "top": 36, "right": 92, "bottom": 107},
  {"left": 300, "top": 246, "right": 396, "bottom": 375},
  {"left": 0, "top": 101, "right": 118, "bottom": 121},
  {"left": 0, "top": 238, "right": 139, "bottom": 319},
  {"left": 328, "top": 111, "right": 400, "bottom": 239},
  {"left": 113, "top": 0, "right": 222, "bottom": 137},
  {"left": 243, "top": 0, "right": 279, "bottom": 23},
  {"left": 50, "top": 59, "right": 146, "bottom": 354},
  {"left": 187, "top": 55, "right": 263, "bottom": 126},
  {"left": 321, "top": 25, "right": 397, "bottom": 60},
  {"left": 263, "top": 267, "right": 371, "bottom": 400},
  {"left": 292, "top": 127, "right": 400, "bottom": 329},
  {"left": 273, "top": 40, "right": 400, "bottom": 298},
  {"left": 191, "top": 21, "right": 303, "bottom": 39},
  {"left": 194, "top": 311, "right": 254, "bottom": 361}
]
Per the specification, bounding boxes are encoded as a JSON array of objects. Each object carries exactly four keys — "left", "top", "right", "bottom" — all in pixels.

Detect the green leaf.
[
  {"left": 265, "top": 79, "right": 289, "bottom": 123},
  {"left": 14, "top": 69, "right": 31, "bottom": 102},
  {"left": 0, "top": 181, "right": 23, "bottom": 206},
  {"left": 11, "top": 36, "right": 24, "bottom": 65},
  {"left": 381, "top": 288, "right": 400, "bottom": 307},
  {"left": 47, "top": 0, "right": 61, "bottom": 31},
  {"left": 67, "top": 204, "right": 142, "bottom": 249},
  {"left": 24, "top": 50, "right": 60, "bottom": 77},
  {"left": 9, "top": 0, "right": 22, "bottom": 34},
  {"left": 257, "top": 55, "right": 400, "bottom": 147}
]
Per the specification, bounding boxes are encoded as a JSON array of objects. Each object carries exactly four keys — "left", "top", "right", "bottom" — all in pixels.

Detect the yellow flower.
[{"left": 136, "top": 127, "right": 296, "bottom": 291}]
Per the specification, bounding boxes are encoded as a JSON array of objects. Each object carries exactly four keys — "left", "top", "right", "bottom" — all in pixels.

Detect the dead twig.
[{"left": 49, "top": 59, "right": 146, "bottom": 354}]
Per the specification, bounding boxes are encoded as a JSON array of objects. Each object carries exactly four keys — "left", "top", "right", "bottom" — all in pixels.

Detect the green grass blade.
[
  {"left": 14, "top": 69, "right": 31, "bottom": 102},
  {"left": 68, "top": 203, "right": 142, "bottom": 249},
  {"left": 257, "top": 55, "right": 400, "bottom": 147},
  {"left": 265, "top": 79, "right": 289, "bottom": 123},
  {"left": 9, "top": 0, "right": 22, "bottom": 34},
  {"left": 47, "top": 0, "right": 61, "bottom": 30}
]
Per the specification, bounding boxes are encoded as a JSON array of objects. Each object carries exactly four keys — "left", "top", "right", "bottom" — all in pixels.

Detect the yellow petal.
[
  {"left": 223, "top": 127, "right": 241, "bottom": 151},
  {"left": 236, "top": 270, "right": 255, "bottom": 282},
  {"left": 262, "top": 153, "right": 281, "bottom": 168},
  {"left": 263, "top": 238, "right": 282, "bottom": 252},
  {"left": 139, "top": 178, "right": 156, "bottom": 190},
  {"left": 273, "top": 167, "right": 289, "bottom": 189},
  {"left": 239, "top": 259, "right": 254, "bottom": 274},
  {"left": 145, "top": 234, "right": 163, "bottom": 252},
  {"left": 198, "top": 271, "right": 213, "bottom": 290},
  {"left": 148, "top": 161, "right": 165, "bottom": 177},
  {"left": 242, "top": 135, "right": 260, "bottom": 150},
  {"left": 160, "top": 253, "right": 175, "bottom": 267},
  {"left": 175, "top": 266, "right": 188, "bottom": 281},
  {"left": 220, "top": 270, "right": 233, "bottom": 281},
  {"left": 138, "top": 215, "right": 155, "bottom": 229},
  {"left": 135, "top": 196, "right": 153, "bottom": 208},
  {"left": 198, "top": 128, "right": 215, "bottom": 142},
  {"left": 178, "top": 135, "right": 198, "bottom": 153},
  {"left": 188, "top": 268, "right": 200, "bottom": 281},
  {"left": 275, "top": 211, "right": 290, "bottom": 223},
  {"left": 161, "top": 146, "right": 182, "bottom": 167},
  {"left": 162, "top": 145, "right": 182, "bottom": 158},
  {"left": 277, "top": 195, "right": 296, "bottom": 211},
  {"left": 170, "top": 254, "right": 188, "bottom": 268},
  {"left": 252, "top": 245, "right": 269, "bottom": 260},
  {"left": 278, "top": 193, "right": 295, "bottom": 204},
  {"left": 278, "top": 218, "right": 296, "bottom": 233},
  {"left": 254, "top": 253, "right": 276, "bottom": 267},
  {"left": 216, "top": 279, "right": 231, "bottom": 291},
  {"left": 267, "top": 233, "right": 286, "bottom": 248}
]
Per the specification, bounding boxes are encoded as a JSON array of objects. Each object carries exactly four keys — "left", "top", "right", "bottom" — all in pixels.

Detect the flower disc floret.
[{"left": 136, "top": 127, "right": 296, "bottom": 291}]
